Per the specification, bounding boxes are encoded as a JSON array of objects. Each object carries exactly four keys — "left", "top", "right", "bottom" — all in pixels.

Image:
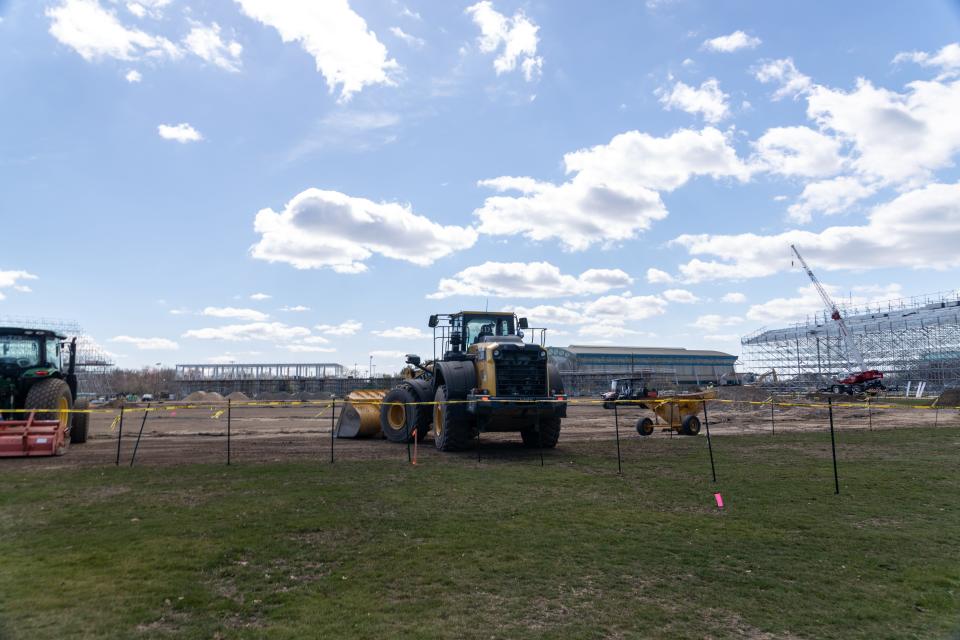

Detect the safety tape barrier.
[{"left": 1, "top": 396, "right": 957, "bottom": 415}]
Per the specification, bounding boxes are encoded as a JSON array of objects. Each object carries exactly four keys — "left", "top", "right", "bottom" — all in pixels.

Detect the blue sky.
[{"left": 2, "top": 0, "right": 960, "bottom": 372}]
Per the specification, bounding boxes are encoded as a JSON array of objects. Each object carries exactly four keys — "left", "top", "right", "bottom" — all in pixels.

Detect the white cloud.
[
  {"left": 721, "top": 292, "right": 746, "bottom": 303},
  {"left": 752, "top": 126, "right": 844, "bottom": 178},
  {"left": 645, "top": 268, "right": 675, "bottom": 284},
  {"left": 235, "top": 0, "right": 398, "bottom": 100},
  {"left": 126, "top": 0, "right": 170, "bottom": 19},
  {"left": 157, "top": 123, "right": 203, "bottom": 143},
  {"left": 283, "top": 344, "right": 336, "bottom": 353},
  {"left": 279, "top": 305, "right": 310, "bottom": 312},
  {"left": 110, "top": 335, "right": 179, "bottom": 350},
  {"left": 894, "top": 43, "right": 960, "bottom": 79},
  {"left": 389, "top": 26, "right": 424, "bottom": 48},
  {"left": 201, "top": 306, "right": 270, "bottom": 322},
  {"left": 125, "top": 69, "right": 142, "bottom": 82},
  {"left": 673, "top": 181, "right": 960, "bottom": 282},
  {"left": 46, "top": 0, "right": 181, "bottom": 62},
  {"left": 183, "top": 322, "right": 311, "bottom": 342},
  {"left": 126, "top": 3, "right": 146, "bottom": 18},
  {"left": 429, "top": 261, "right": 633, "bottom": 299},
  {"left": 250, "top": 188, "right": 478, "bottom": 273},
  {"left": 400, "top": 6, "right": 421, "bottom": 20},
  {"left": 690, "top": 314, "right": 743, "bottom": 332},
  {"left": 316, "top": 320, "right": 362, "bottom": 336},
  {"left": 466, "top": 1, "right": 543, "bottom": 81},
  {"left": 656, "top": 78, "right": 730, "bottom": 123},
  {"left": 0, "top": 270, "right": 38, "bottom": 300},
  {"left": 474, "top": 127, "right": 749, "bottom": 251},
  {"left": 754, "top": 58, "right": 812, "bottom": 100},
  {"left": 746, "top": 283, "right": 903, "bottom": 325},
  {"left": 369, "top": 350, "right": 407, "bottom": 359},
  {"left": 662, "top": 288, "right": 699, "bottom": 303},
  {"left": 183, "top": 22, "right": 243, "bottom": 72},
  {"left": 701, "top": 30, "right": 761, "bottom": 53},
  {"left": 786, "top": 176, "right": 877, "bottom": 223},
  {"left": 249, "top": 292, "right": 271, "bottom": 300},
  {"left": 510, "top": 292, "right": 668, "bottom": 332},
  {"left": 372, "top": 326, "right": 429, "bottom": 339}
]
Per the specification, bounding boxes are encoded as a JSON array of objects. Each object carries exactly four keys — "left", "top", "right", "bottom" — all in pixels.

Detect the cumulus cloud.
[
  {"left": 894, "top": 42, "right": 960, "bottom": 79},
  {"left": 746, "top": 283, "right": 902, "bottom": 325},
  {"left": 157, "top": 123, "right": 203, "bottom": 143},
  {"left": 721, "top": 292, "right": 746, "bottom": 303},
  {"left": 661, "top": 288, "right": 699, "bottom": 303},
  {"left": 466, "top": 1, "right": 543, "bottom": 81},
  {"left": 46, "top": 0, "right": 181, "bottom": 61},
  {"left": 183, "top": 22, "right": 242, "bottom": 72},
  {"left": 202, "top": 307, "right": 269, "bottom": 322},
  {"left": 110, "top": 335, "right": 179, "bottom": 350},
  {"left": 690, "top": 314, "right": 743, "bottom": 332},
  {"left": 125, "top": 69, "right": 142, "bottom": 82},
  {"left": 250, "top": 188, "right": 478, "bottom": 273},
  {"left": 183, "top": 322, "right": 311, "bottom": 342},
  {"left": 429, "top": 261, "right": 633, "bottom": 299},
  {"left": 316, "top": 320, "right": 362, "bottom": 336},
  {"left": 0, "top": 270, "right": 38, "bottom": 300},
  {"left": 701, "top": 30, "right": 761, "bottom": 53},
  {"left": 645, "top": 268, "right": 675, "bottom": 284},
  {"left": 249, "top": 292, "right": 271, "bottom": 300},
  {"left": 754, "top": 58, "right": 812, "bottom": 100},
  {"left": 672, "top": 181, "right": 960, "bottom": 282},
  {"left": 656, "top": 78, "right": 730, "bottom": 123},
  {"left": 509, "top": 292, "right": 668, "bottom": 334},
  {"left": 474, "top": 127, "right": 750, "bottom": 251},
  {"left": 235, "top": 0, "right": 398, "bottom": 100},
  {"left": 279, "top": 305, "right": 310, "bottom": 312},
  {"left": 786, "top": 176, "right": 877, "bottom": 224},
  {"left": 371, "top": 326, "right": 429, "bottom": 339},
  {"left": 389, "top": 26, "right": 425, "bottom": 48},
  {"left": 752, "top": 126, "right": 845, "bottom": 178}
]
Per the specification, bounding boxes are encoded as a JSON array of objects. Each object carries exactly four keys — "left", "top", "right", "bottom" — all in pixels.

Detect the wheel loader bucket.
[
  {"left": 0, "top": 411, "right": 68, "bottom": 457},
  {"left": 335, "top": 390, "right": 388, "bottom": 438}
]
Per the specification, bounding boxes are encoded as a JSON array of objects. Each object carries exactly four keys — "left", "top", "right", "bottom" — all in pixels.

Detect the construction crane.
[{"left": 790, "top": 244, "right": 885, "bottom": 395}]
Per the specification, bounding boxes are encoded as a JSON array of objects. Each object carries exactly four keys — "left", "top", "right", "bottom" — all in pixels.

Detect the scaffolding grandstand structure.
[{"left": 740, "top": 290, "right": 960, "bottom": 393}]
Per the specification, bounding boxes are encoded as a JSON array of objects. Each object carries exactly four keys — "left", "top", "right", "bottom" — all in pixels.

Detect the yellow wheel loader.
[{"left": 336, "top": 311, "right": 567, "bottom": 451}]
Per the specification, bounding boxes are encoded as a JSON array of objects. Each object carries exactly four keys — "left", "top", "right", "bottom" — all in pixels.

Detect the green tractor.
[{"left": 0, "top": 327, "right": 90, "bottom": 457}]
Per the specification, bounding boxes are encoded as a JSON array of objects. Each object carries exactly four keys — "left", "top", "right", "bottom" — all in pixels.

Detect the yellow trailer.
[{"left": 623, "top": 389, "right": 716, "bottom": 436}]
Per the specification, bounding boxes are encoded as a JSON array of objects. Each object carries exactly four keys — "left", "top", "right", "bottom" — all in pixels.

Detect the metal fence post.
[
  {"left": 330, "top": 398, "right": 336, "bottom": 463},
  {"left": 227, "top": 398, "right": 231, "bottom": 466},
  {"left": 703, "top": 399, "right": 716, "bottom": 483},
  {"left": 129, "top": 403, "right": 150, "bottom": 467},
  {"left": 828, "top": 398, "right": 840, "bottom": 495},
  {"left": 613, "top": 401, "right": 622, "bottom": 474},
  {"left": 115, "top": 406, "right": 125, "bottom": 466}
]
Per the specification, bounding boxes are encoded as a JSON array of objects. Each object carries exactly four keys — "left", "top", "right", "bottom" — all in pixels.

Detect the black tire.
[
  {"left": 380, "top": 386, "right": 417, "bottom": 443},
  {"left": 25, "top": 378, "right": 73, "bottom": 455},
  {"left": 432, "top": 385, "right": 474, "bottom": 451},
  {"left": 853, "top": 384, "right": 865, "bottom": 395},
  {"left": 636, "top": 417, "right": 654, "bottom": 436},
  {"left": 71, "top": 399, "right": 90, "bottom": 444},
  {"left": 831, "top": 385, "right": 841, "bottom": 395},
  {"left": 521, "top": 416, "right": 561, "bottom": 448},
  {"left": 681, "top": 414, "right": 701, "bottom": 436},
  {"left": 404, "top": 380, "right": 433, "bottom": 441}
]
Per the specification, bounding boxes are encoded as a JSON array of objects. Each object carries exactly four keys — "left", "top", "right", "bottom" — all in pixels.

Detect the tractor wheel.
[
  {"left": 681, "top": 414, "right": 701, "bottom": 436},
  {"left": 25, "top": 378, "right": 73, "bottom": 455},
  {"left": 521, "top": 416, "right": 561, "bottom": 448},
  {"left": 380, "top": 386, "right": 417, "bottom": 443},
  {"left": 71, "top": 399, "right": 90, "bottom": 444},
  {"left": 636, "top": 417, "right": 655, "bottom": 436},
  {"left": 432, "top": 385, "right": 473, "bottom": 451}
]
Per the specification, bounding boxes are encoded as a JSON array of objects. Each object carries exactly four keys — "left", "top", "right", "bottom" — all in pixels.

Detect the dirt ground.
[{"left": 4, "top": 397, "right": 956, "bottom": 470}]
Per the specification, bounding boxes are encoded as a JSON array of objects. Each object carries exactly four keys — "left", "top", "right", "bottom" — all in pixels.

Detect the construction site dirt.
[{"left": 3, "top": 398, "right": 955, "bottom": 470}]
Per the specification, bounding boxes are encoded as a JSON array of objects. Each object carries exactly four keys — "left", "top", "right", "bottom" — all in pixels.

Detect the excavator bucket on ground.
[{"left": 335, "top": 390, "right": 388, "bottom": 438}]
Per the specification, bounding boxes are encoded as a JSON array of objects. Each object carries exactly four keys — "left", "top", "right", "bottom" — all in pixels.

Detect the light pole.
[{"left": 369, "top": 355, "right": 373, "bottom": 379}]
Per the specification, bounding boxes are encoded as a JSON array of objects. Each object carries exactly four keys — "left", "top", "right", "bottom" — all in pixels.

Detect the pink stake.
[{"left": 714, "top": 493, "right": 724, "bottom": 508}]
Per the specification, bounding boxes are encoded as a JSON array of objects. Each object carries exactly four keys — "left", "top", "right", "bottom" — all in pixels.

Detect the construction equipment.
[
  {"left": 790, "top": 245, "right": 885, "bottom": 395},
  {"left": 336, "top": 311, "right": 567, "bottom": 451},
  {"left": 0, "top": 327, "right": 89, "bottom": 456},
  {"left": 601, "top": 378, "right": 714, "bottom": 436}
]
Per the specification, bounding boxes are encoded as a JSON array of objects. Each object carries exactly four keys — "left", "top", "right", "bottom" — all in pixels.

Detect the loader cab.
[{"left": 429, "top": 312, "right": 527, "bottom": 360}]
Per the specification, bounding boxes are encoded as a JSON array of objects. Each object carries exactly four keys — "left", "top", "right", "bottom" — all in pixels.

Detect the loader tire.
[
  {"left": 636, "top": 417, "right": 655, "bottom": 436},
  {"left": 380, "top": 387, "right": 418, "bottom": 443},
  {"left": 521, "top": 416, "right": 561, "bottom": 448},
  {"left": 433, "top": 385, "right": 473, "bottom": 451},
  {"left": 403, "top": 381, "right": 433, "bottom": 441},
  {"left": 681, "top": 414, "right": 701, "bottom": 436},
  {"left": 71, "top": 399, "right": 90, "bottom": 444},
  {"left": 25, "top": 378, "right": 73, "bottom": 455}
]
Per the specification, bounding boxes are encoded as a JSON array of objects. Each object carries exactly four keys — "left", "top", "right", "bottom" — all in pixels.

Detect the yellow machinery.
[
  {"left": 334, "top": 390, "right": 388, "bottom": 438},
  {"left": 631, "top": 389, "right": 717, "bottom": 436}
]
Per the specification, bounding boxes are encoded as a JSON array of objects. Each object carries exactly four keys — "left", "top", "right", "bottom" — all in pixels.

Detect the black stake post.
[
  {"left": 329, "top": 398, "right": 336, "bottom": 463},
  {"left": 227, "top": 398, "right": 232, "bottom": 466},
  {"left": 828, "top": 398, "right": 840, "bottom": 495},
  {"left": 115, "top": 405, "right": 125, "bottom": 466},
  {"left": 867, "top": 397, "right": 872, "bottom": 431},
  {"left": 703, "top": 399, "right": 717, "bottom": 483},
  {"left": 406, "top": 403, "right": 412, "bottom": 463},
  {"left": 613, "top": 401, "right": 622, "bottom": 474},
  {"left": 476, "top": 409, "right": 481, "bottom": 463},
  {"left": 770, "top": 397, "right": 776, "bottom": 435},
  {"left": 129, "top": 403, "right": 150, "bottom": 467},
  {"left": 934, "top": 406, "right": 940, "bottom": 428},
  {"left": 536, "top": 401, "right": 544, "bottom": 467}
]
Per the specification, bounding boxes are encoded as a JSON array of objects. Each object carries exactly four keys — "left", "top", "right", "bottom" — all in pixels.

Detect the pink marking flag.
[{"left": 714, "top": 493, "right": 724, "bottom": 508}]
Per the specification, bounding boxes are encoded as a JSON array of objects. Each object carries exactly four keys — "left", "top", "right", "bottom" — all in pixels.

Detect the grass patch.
[{"left": 1, "top": 428, "right": 959, "bottom": 639}]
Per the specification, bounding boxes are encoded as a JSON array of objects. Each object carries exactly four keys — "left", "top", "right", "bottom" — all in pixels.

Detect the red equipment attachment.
[
  {"left": 0, "top": 411, "right": 68, "bottom": 457},
  {"left": 838, "top": 370, "right": 884, "bottom": 386}
]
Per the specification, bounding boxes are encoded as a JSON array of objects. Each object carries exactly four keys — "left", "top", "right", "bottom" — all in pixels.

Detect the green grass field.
[{"left": 2, "top": 428, "right": 959, "bottom": 639}]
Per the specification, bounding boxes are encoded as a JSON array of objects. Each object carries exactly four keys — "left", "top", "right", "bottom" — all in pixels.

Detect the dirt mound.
[
  {"left": 184, "top": 391, "right": 227, "bottom": 403},
  {"left": 226, "top": 391, "right": 251, "bottom": 402},
  {"left": 715, "top": 386, "right": 773, "bottom": 403}
]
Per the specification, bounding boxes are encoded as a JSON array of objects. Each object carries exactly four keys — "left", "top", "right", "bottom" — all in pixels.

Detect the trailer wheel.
[
  {"left": 681, "top": 414, "right": 701, "bottom": 436},
  {"left": 433, "top": 385, "right": 474, "bottom": 451},
  {"left": 380, "top": 386, "right": 417, "bottom": 443},
  {"left": 71, "top": 399, "right": 90, "bottom": 444},
  {"left": 636, "top": 417, "right": 654, "bottom": 436},
  {"left": 831, "top": 385, "right": 841, "bottom": 394},
  {"left": 521, "top": 416, "right": 561, "bottom": 448}
]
